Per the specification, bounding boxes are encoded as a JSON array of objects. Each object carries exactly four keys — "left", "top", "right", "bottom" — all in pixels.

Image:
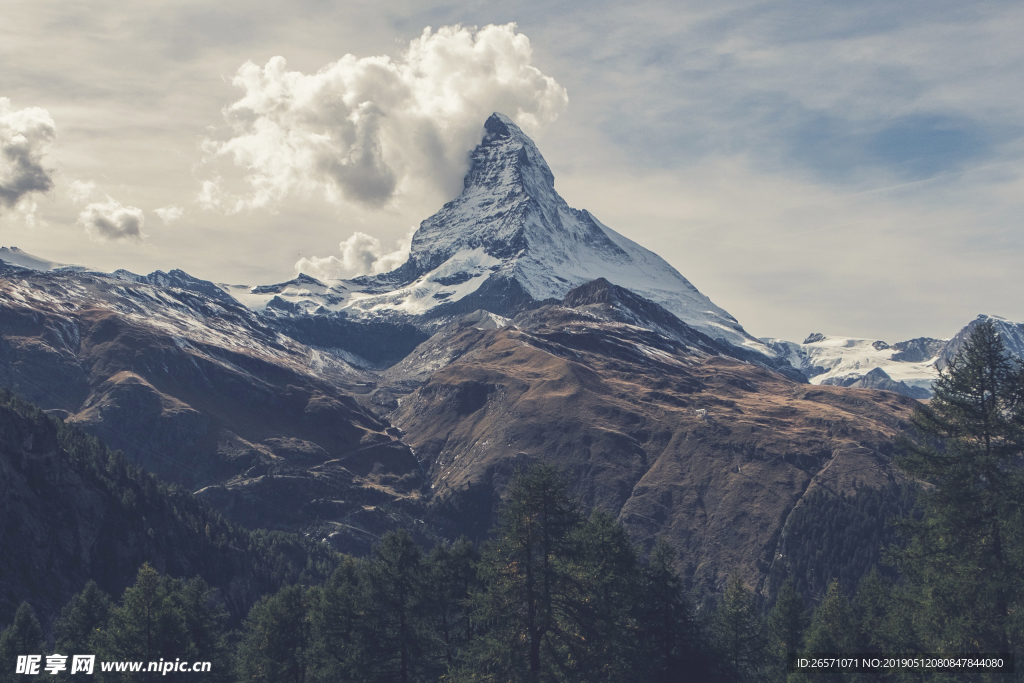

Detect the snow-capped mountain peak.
[{"left": 252, "top": 112, "right": 772, "bottom": 355}]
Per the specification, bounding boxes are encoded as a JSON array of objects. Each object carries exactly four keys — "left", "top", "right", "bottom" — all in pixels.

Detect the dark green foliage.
[
  {"left": 236, "top": 585, "right": 309, "bottom": 683},
  {"left": 306, "top": 559, "right": 364, "bottom": 682},
  {"left": 89, "top": 565, "right": 232, "bottom": 682},
  {"left": 561, "top": 509, "right": 642, "bottom": 682},
  {"left": 891, "top": 319, "right": 1024, "bottom": 664},
  {"left": 768, "top": 577, "right": 808, "bottom": 659},
  {"left": 53, "top": 582, "right": 111, "bottom": 681},
  {"left": 96, "top": 565, "right": 192, "bottom": 679},
  {"left": 176, "top": 577, "right": 233, "bottom": 682},
  {"left": 768, "top": 483, "right": 917, "bottom": 602},
  {"left": 637, "top": 540, "right": 715, "bottom": 682},
  {"left": 426, "top": 538, "right": 478, "bottom": 668},
  {"left": 793, "top": 579, "right": 857, "bottom": 683},
  {"left": 0, "top": 387, "right": 338, "bottom": 627},
  {"left": 711, "top": 574, "right": 771, "bottom": 683},
  {"left": 0, "top": 603, "right": 45, "bottom": 683},
  {"left": 455, "top": 464, "right": 585, "bottom": 682},
  {"left": 360, "top": 530, "right": 436, "bottom": 682}
]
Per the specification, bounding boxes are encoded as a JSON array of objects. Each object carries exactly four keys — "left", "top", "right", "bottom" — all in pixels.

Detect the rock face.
[
  {"left": 0, "top": 264, "right": 425, "bottom": 553},
  {"left": 937, "top": 314, "right": 1024, "bottom": 369},
  {"left": 387, "top": 292, "right": 917, "bottom": 593},
  {"left": 820, "top": 367, "right": 931, "bottom": 400}
]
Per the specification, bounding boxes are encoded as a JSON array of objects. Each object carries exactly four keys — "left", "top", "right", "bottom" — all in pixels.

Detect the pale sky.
[{"left": 1, "top": 0, "right": 1022, "bottom": 343}]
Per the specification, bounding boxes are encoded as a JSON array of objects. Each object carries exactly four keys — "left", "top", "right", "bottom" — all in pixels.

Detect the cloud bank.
[
  {"left": 77, "top": 198, "right": 146, "bottom": 242},
  {"left": 204, "top": 23, "right": 568, "bottom": 212},
  {"left": 296, "top": 227, "right": 415, "bottom": 280},
  {"left": 0, "top": 98, "right": 56, "bottom": 211}
]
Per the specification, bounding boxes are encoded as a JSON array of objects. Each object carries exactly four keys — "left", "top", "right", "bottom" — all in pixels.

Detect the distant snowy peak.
[
  {"left": 0, "top": 247, "right": 83, "bottom": 273},
  {"left": 938, "top": 315, "right": 1024, "bottom": 368},
  {"left": 259, "top": 113, "right": 771, "bottom": 355},
  {"left": 765, "top": 314, "right": 1024, "bottom": 398},
  {"left": 763, "top": 334, "right": 942, "bottom": 397}
]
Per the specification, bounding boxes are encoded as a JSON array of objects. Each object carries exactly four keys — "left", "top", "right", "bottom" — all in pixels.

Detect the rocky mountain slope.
[
  {"left": 0, "top": 390, "right": 337, "bottom": 629},
  {"left": 383, "top": 281, "right": 918, "bottom": 593},
  {"left": 0, "top": 261, "right": 425, "bottom": 553}
]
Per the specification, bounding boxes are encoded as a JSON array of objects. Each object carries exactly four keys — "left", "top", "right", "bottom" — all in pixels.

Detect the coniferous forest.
[{"left": 2, "top": 322, "right": 1023, "bottom": 681}]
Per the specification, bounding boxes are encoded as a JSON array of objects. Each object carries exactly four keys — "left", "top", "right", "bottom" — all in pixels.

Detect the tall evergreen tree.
[
  {"left": 361, "top": 529, "right": 434, "bottom": 683},
  {"left": 54, "top": 581, "right": 111, "bottom": 657},
  {"left": 0, "top": 603, "right": 46, "bottom": 683},
  {"left": 96, "top": 565, "right": 192, "bottom": 682},
  {"left": 307, "top": 559, "right": 366, "bottom": 683},
  {"left": 456, "top": 464, "right": 583, "bottom": 683},
  {"left": 562, "top": 510, "right": 642, "bottom": 682},
  {"left": 893, "top": 319, "right": 1024, "bottom": 657},
  {"left": 636, "top": 539, "right": 710, "bottom": 683},
  {"left": 174, "top": 578, "right": 232, "bottom": 682},
  {"left": 768, "top": 576, "right": 808, "bottom": 675},
  {"left": 53, "top": 582, "right": 111, "bottom": 681},
  {"left": 796, "top": 580, "right": 857, "bottom": 683},
  {"left": 236, "top": 585, "right": 309, "bottom": 683},
  {"left": 426, "top": 537, "right": 477, "bottom": 671},
  {"left": 712, "top": 575, "right": 770, "bottom": 683}
]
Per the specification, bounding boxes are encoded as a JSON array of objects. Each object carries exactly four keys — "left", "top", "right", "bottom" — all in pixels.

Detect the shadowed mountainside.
[
  {"left": 0, "top": 390, "right": 338, "bottom": 629},
  {"left": 0, "top": 265, "right": 426, "bottom": 553}
]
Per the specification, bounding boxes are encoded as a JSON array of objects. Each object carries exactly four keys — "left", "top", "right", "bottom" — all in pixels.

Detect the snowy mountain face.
[
  {"left": 937, "top": 315, "right": 1024, "bottom": 369},
  {"left": 762, "top": 334, "right": 943, "bottom": 398},
  {"left": 765, "top": 314, "right": 1024, "bottom": 399},
  {"left": 238, "top": 113, "right": 772, "bottom": 357},
  {"left": 0, "top": 246, "right": 82, "bottom": 273}
]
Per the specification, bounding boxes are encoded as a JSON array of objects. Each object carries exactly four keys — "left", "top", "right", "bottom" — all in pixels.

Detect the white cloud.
[
  {"left": 0, "top": 97, "right": 56, "bottom": 212},
  {"left": 67, "top": 180, "right": 97, "bottom": 204},
  {"left": 154, "top": 205, "right": 183, "bottom": 224},
  {"left": 295, "top": 226, "right": 415, "bottom": 280},
  {"left": 196, "top": 178, "right": 223, "bottom": 210},
  {"left": 77, "top": 198, "right": 146, "bottom": 242},
  {"left": 203, "top": 23, "right": 568, "bottom": 212}
]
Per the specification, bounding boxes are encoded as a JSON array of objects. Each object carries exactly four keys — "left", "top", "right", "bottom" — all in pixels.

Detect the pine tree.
[
  {"left": 893, "top": 319, "right": 1024, "bottom": 657},
  {"left": 636, "top": 539, "right": 710, "bottom": 683},
  {"left": 96, "top": 565, "right": 192, "bottom": 682},
  {"left": 455, "top": 464, "right": 583, "bottom": 683},
  {"left": 54, "top": 581, "right": 111, "bottom": 657},
  {"left": 307, "top": 559, "right": 366, "bottom": 683},
  {"left": 712, "top": 574, "right": 770, "bottom": 682},
  {"left": 426, "top": 537, "right": 477, "bottom": 671},
  {"left": 174, "top": 578, "right": 232, "bottom": 682},
  {"left": 768, "top": 576, "right": 808, "bottom": 672},
  {"left": 0, "top": 603, "right": 46, "bottom": 683},
  {"left": 360, "top": 529, "right": 434, "bottom": 683},
  {"left": 563, "top": 509, "right": 642, "bottom": 682},
  {"left": 236, "top": 585, "right": 309, "bottom": 683},
  {"left": 53, "top": 582, "right": 111, "bottom": 681},
  {"left": 795, "top": 580, "right": 856, "bottom": 683}
]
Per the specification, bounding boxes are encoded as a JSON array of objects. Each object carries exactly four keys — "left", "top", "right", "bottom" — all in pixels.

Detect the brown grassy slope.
[{"left": 391, "top": 307, "right": 915, "bottom": 592}]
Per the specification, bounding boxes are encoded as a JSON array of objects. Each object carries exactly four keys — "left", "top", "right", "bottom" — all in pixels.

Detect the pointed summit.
[
  {"left": 272, "top": 114, "right": 774, "bottom": 357},
  {"left": 461, "top": 113, "right": 556, "bottom": 199}
]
